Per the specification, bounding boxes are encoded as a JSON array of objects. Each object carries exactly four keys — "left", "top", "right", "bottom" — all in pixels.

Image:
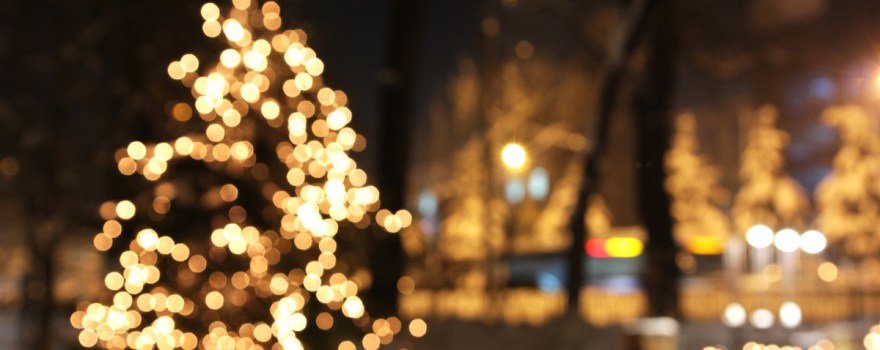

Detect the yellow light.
[
  {"left": 116, "top": 200, "right": 136, "bottom": 220},
  {"left": 408, "top": 318, "right": 427, "bottom": 337},
  {"left": 205, "top": 291, "right": 224, "bottom": 310},
  {"left": 746, "top": 224, "right": 773, "bottom": 248},
  {"left": 127, "top": 142, "right": 147, "bottom": 160},
  {"left": 501, "top": 143, "right": 527, "bottom": 169},
  {"left": 222, "top": 19, "right": 245, "bottom": 42},
  {"left": 685, "top": 235, "right": 724, "bottom": 255},
  {"left": 818, "top": 262, "right": 838, "bottom": 282},
  {"left": 604, "top": 237, "right": 643, "bottom": 258}
]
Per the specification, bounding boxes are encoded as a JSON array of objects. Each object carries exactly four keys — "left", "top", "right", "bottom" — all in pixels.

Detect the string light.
[{"left": 72, "top": 1, "right": 419, "bottom": 349}]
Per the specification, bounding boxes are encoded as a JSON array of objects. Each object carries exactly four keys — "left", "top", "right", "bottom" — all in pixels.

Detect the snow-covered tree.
[
  {"left": 71, "top": 1, "right": 416, "bottom": 349},
  {"left": 664, "top": 112, "right": 731, "bottom": 251},
  {"left": 731, "top": 105, "right": 810, "bottom": 234},
  {"left": 815, "top": 104, "right": 880, "bottom": 256}
]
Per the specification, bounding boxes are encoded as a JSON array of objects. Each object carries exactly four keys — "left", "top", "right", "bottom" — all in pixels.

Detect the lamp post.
[{"left": 497, "top": 143, "right": 527, "bottom": 295}]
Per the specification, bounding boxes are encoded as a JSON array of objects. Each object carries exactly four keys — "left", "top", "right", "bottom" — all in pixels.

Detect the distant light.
[
  {"left": 746, "top": 225, "right": 774, "bottom": 248},
  {"left": 586, "top": 239, "right": 609, "bottom": 258},
  {"left": 818, "top": 262, "right": 838, "bottom": 282},
  {"left": 501, "top": 143, "right": 527, "bottom": 169},
  {"left": 774, "top": 228, "right": 801, "bottom": 252},
  {"left": 527, "top": 167, "right": 550, "bottom": 200},
  {"left": 800, "top": 230, "right": 827, "bottom": 254},
  {"left": 779, "top": 301, "right": 802, "bottom": 328},
  {"left": 586, "top": 238, "right": 644, "bottom": 259},
  {"left": 417, "top": 190, "right": 438, "bottom": 217},
  {"left": 866, "top": 333, "right": 880, "bottom": 350},
  {"left": 536, "top": 272, "right": 562, "bottom": 293},
  {"left": 722, "top": 303, "right": 746, "bottom": 327},
  {"left": 750, "top": 308, "right": 774, "bottom": 329},
  {"left": 505, "top": 179, "right": 526, "bottom": 204},
  {"left": 605, "top": 237, "right": 643, "bottom": 258},
  {"left": 685, "top": 235, "right": 724, "bottom": 255},
  {"left": 636, "top": 317, "right": 678, "bottom": 337}
]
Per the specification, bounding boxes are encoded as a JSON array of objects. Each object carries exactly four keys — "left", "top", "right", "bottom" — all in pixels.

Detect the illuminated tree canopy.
[{"left": 70, "top": 1, "right": 418, "bottom": 349}]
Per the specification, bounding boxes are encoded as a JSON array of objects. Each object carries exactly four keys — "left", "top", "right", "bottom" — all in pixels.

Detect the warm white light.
[
  {"left": 800, "top": 230, "right": 827, "bottom": 254},
  {"left": 750, "top": 308, "right": 774, "bottom": 329},
  {"left": 779, "top": 301, "right": 801, "bottom": 328},
  {"left": 774, "top": 228, "right": 801, "bottom": 252},
  {"left": 722, "top": 303, "right": 746, "bottom": 327},
  {"left": 746, "top": 224, "right": 774, "bottom": 248},
  {"left": 501, "top": 143, "right": 527, "bottom": 169}
]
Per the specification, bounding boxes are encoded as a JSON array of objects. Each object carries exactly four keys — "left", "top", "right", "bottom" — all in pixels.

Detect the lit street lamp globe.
[{"left": 501, "top": 143, "right": 527, "bottom": 170}]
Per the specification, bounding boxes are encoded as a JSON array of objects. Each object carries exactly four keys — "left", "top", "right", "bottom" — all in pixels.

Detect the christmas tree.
[
  {"left": 70, "top": 1, "right": 418, "bottom": 349},
  {"left": 731, "top": 105, "right": 809, "bottom": 234},
  {"left": 815, "top": 104, "right": 880, "bottom": 257},
  {"left": 664, "top": 112, "right": 730, "bottom": 253}
]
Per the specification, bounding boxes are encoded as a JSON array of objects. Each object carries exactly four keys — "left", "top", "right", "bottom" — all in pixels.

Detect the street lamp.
[{"left": 501, "top": 143, "right": 527, "bottom": 170}]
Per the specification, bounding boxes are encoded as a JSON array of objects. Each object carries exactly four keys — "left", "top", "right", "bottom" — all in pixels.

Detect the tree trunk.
[
  {"left": 369, "top": 0, "right": 421, "bottom": 318},
  {"left": 566, "top": 0, "right": 656, "bottom": 318},
  {"left": 633, "top": 0, "right": 680, "bottom": 318}
]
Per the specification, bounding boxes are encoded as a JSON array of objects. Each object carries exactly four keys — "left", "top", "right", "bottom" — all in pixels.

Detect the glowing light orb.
[
  {"left": 800, "top": 230, "right": 827, "bottom": 254},
  {"left": 501, "top": 143, "right": 527, "bottom": 169},
  {"left": 746, "top": 224, "right": 773, "bottom": 249},
  {"left": 774, "top": 228, "right": 800, "bottom": 252}
]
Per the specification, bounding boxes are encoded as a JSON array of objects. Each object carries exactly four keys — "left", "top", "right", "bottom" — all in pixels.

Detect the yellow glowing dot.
[
  {"left": 154, "top": 142, "right": 174, "bottom": 161},
  {"left": 118, "top": 157, "right": 137, "bottom": 175},
  {"left": 103, "top": 220, "right": 122, "bottom": 238},
  {"left": 408, "top": 318, "right": 427, "bottom": 337},
  {"left": 396, "top": 276, "right": 415, "bottom": 295},
  {"left": 294, "top": 72, "right": 313, "bottom": 91},
  {"left": 206, "top": 124, "right": 225, "bottom": 142},
  {"left": 205, "top": 291, "right": 224, "bottom": 310},
  {"left": 285, "top": 47, "right": 306, "bottom": 66},
  {"left": 170, "top": 244, "right": 189, "bottom": 262},
  {"left": 174, "top": 137, "right": 194, "bottom": 155},
  {"left": 200, "top": 3, "right": 220, "bottom": 20},
  {"left": 818, "top": 262, "right": 838, "bottom": 282},
  {"left": 240, "top": 83, "right": 260, "bottom": 103},
  {"left": 127, "top": 141, "right": 147, "bottom": 160},
  {"left": 605, "top": 237, "right": 643, "bottom": 258},
  {"left": 116, "top": 200, "right": 136, "bottom": 220},
  {"left": 223, "top": 19, "right": 245, "bottom": 42},
  {"left": 305, "top": 58, "right": 324, "bottom": 76},
  {"left": 93, "top": 233, "right": 112, "bottom": 251},
  {"left": 203, "top": 20, "right": 222, "bottom": 38},
  {"left": 219, "top": 184, "right": 239, "bottom": 202},
  {"left": 342, "top": 297, "right": 364, "bottom": 318},
  {"left": 79, "top": 329, "right": 99, "bottom": 347},
  {"left": 188, "top": 255, "right": 207, "bottom": 273},
  {"left": 105, "top": 272, "right": 124, "bottom": 290},
  {"left": 119, "top": 251, "right": 138, "bottom": 268},
  {"left": 180, "top": 54, "right": 199, "bottom": 73},
  {"left": 326, "top": 109, "right": 351, "bottom": 130},
  {"left": 261, "top": 100, "right": 280, "bottom": 120},
  {"left": 283, "top": 79, "right": 301, "bottom": 97},
  {"left": 233, "top": 0, "right": 251, "bottom": 10},
  {"left": 171, "top": 102, "right": 192, "bottom": 122},
  {"left": 243, "top": 50, "right": 266, "bottom": 70},
  {"left": 167, "top": 61, "right": 186, "bottom": 80},
  {"left": 501, "top": 143, "right": 526, "bottom": 169},
  {"left": 316, "top": 312, "right": 334, "bottom": 330},
  {"left": 254, "top": 323, "right": 272, "bottom": 342},
  {"left": 221, "top": 109, "right": 242, "bottom": 127},
  {"left": 220, "top": 49, "right": 241, "bottom": 68},
  {"left": 362, "top": 334, "right": 380, "bottom": 350},
  {"left": 154, "top": 316, "right": 175, "bottom": 335},
  {"left": 338, "top": 341, "right": 356, "bottom": 350}
]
